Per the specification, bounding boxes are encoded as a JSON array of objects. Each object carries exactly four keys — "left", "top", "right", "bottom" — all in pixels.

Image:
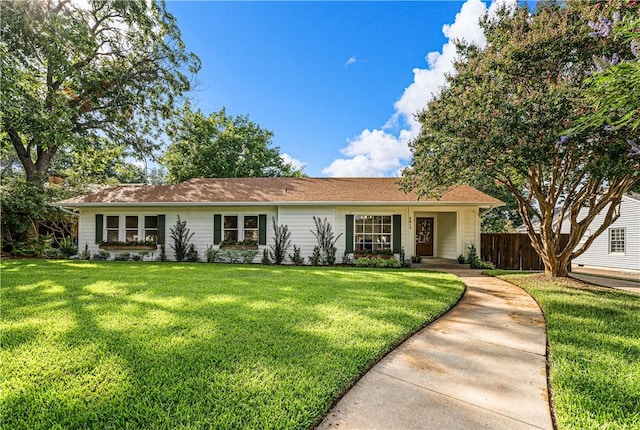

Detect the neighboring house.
[
  {"left": 52, "top": 177, "right": 503, "bottom": 262},
  {"left": 515, "top": 193, "right": 640, "bottom": 271},
  {"left": 570, "top": 193, "right": 640, "bottom": 271}
]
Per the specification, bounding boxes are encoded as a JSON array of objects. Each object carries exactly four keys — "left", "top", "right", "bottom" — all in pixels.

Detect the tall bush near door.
[{"left": 170, "top": 216, "right": 194, "bottom": 262}]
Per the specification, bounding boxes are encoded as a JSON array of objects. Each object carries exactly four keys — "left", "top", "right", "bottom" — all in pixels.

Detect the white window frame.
[
  {"left": 354, "top": 214, "right": 392, "bottom": 253},
  {"left": 223, "top": 215, "right": 239, "bottom": 243},
  {"left": 105, "top": 215, "right": 120, "bottom": 242},
  {"left": 243, "top": 215, "right": 259, "bottom": 243},
  {"left": 125, "top": 215, "right": 139, "bottom": 243},
  {"left": 609, "top": 227, "right": 625, "bottom": 254}
]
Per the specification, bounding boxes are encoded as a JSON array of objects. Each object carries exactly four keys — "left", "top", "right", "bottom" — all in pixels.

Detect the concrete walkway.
[{"left": 317, "top": 270, "right": 553, "bottom": 430}]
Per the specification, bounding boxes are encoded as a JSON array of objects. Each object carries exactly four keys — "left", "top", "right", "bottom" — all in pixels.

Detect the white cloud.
[
  {"left": 324, "top": 0, "right": 513, "bottom": 177},
  {"left": 281, "top": 153, "right": 306, "bottom": 172},
  {"left": 344, "top": 56, "right": 367, "bottom": 67}
]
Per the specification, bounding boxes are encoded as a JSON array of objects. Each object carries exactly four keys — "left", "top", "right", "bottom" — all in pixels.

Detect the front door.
[{"left": 416, "top": 217, "right": 434, "bottom": 256}]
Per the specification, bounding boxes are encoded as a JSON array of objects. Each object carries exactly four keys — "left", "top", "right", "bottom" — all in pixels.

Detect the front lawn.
[
  {"left": 1, "top": 260, "right": 463, "bottom": 429},
  {"left": 486, "top": 271, "right": 640, "bottom": 430}
]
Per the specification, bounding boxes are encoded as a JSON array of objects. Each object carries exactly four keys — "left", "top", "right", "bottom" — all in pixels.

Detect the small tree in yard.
[
  {"left": 269, "top": 217, "right": 291, "bottom": 265},
  {"left": 403, "top": 1, "right": 639, "bottom": 277},
  {"left": 170, "top": 216, "right": 194, "bottom": 262},
  {"left": 310, "top": 216, "right": 343, "bottom": 266}
]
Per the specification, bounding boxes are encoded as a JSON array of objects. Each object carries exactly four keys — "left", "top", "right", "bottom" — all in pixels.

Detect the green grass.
[
  {"left": 1, "top": 260, "right": 464, "bottom": 430},
  {"left": 485, "top": 270, "right": 640, "bottom": 430}
]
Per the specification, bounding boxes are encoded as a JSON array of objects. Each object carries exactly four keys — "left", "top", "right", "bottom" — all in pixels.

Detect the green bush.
[
  {"left": 114, "top": 252, "right": 130, "bottom": 261},
  {"left": 92, "top": 251, "right": 110, "bottom": 260},
  {"left": 308, "top": 246, "right": 321, "bottom": 266},
  {"left": 58, "top": 237, "right": 77, "bottom": 257},
  {"left": 241, "top": 250, "right": 259, "bottom": 264},
  {"left": 385, "top": 258, "right": 402, "bottom": 268},
  {"left": 261, "top": 248, "right": 270, "bottom": 264},
  {"left": 43, "top": 247, "right": 65, "bottom": 259},
  {"left": 185, "top": 244, "right": 199, "bottom": 262},
  {"left": 205, "top": 245, "right": 220, "bottom": 263},
  {"left": 289, "top": 245, "right": 304, "bottom": 265},
  {"left": 356, "top": 257, "right": 371, "bottom": 267}
]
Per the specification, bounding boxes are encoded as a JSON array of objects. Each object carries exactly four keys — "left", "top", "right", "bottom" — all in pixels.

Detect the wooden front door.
[{"left": 416, "top": 217, "right": 434, "bottom": 256}]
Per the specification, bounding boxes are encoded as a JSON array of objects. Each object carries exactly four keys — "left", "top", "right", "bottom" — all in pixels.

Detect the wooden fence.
[{"left": 480, "top": 233, "right": 570, "bottom": 271}]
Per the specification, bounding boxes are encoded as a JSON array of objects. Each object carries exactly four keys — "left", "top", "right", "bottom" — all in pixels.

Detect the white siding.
[
  {"left": 79, "top": 206, "right": 277, "bottom": 261},
  {"left": 278, "top": 206, "right": 334, "bottom": 260},
  {"left": 572, "top": 197, "right": 640, "bottom": 271},
  {"left": 436, "top": 212, "right": 458, "bottom": 259},
  {"left": 78, "top": 203, "right": 488, "bottom": 263}
]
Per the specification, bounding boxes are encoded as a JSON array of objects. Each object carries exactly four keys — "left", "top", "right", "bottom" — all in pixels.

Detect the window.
[
  {"left": 106, "top": 216, "right": 119, "bottom": 241},
  {"left": 244, "top": 216, "right": 259, "bottom": 242},
  {"left": 144, "top": 216, "right": 158, "bottom": 242},
  {"left": 609, "top": 228, "right": 625, "bottom": 254},
  {"left": 125, "top": 216, "right": 138, "bottom": 242},
  {"left": 354, "top": 215, "right": 392, "bottom": 252},
  {"left": 224, "top": 216, "right": 238, "bottom": 242}
]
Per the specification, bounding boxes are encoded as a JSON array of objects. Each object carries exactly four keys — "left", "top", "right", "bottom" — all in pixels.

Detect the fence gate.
[{"left": 480, "top": 233, "right": 570, "bottom": 271}]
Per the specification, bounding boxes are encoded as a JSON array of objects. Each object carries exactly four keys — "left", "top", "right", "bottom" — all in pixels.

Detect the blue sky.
[{"left": 166, "top": 1, "right": 503, "bottom": 177}]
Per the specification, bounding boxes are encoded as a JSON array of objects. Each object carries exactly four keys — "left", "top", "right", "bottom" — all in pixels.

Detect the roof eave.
[{"left": 52, "top": 200, "right": 504, "bottom": 208}]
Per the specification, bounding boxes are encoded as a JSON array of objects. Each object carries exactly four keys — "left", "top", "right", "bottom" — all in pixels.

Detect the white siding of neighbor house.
[
  {"left": 78, "top": 204, "right": 488, "bottom": 263},
  {"left": 570, "top": 196, "right": 640, "bottom": 271}
]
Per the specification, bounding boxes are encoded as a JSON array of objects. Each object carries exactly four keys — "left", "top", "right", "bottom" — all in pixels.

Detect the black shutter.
[
  {"left": 392, "top": 215, "right": 402, "bottom": 253},
  {"left": 213, "top": 214, "right": 222, "bottom": 245},
  {"left": 95, "top": 214, "right": 103, "bottom": 243},
  {"left": 345, "top": 215, "right": 354, "bottom": 253},
  {"left": 157, "top": 215, "right": 166, "bottom": 245},
  {"left": 258, "top": 214, "right": 267, "bottom": 245}
]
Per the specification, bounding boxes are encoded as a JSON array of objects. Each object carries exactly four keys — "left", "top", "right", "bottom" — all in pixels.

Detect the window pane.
[
  {"left": 107, "top": 216, "right": 119, "bottom": 228},
  {"left": 224, "top": 230, "right": 238, "bottom": 242},
  {"left": 126, "top": 216, "right": 138, "bottom": 228},
  {"left": 145, "top": 230, "right": 158, "bottom": 242},
  {"left": 244, "top": 216, "right": 258, "bottom": 229},
  {"left": 107, "top": 230, "right": 119, "bottom": 242},
  {"left": 145, "top": 216, "right": 158, "bottom": 228},
  {"left": 126, "top": 230, "right": 138, "bottom": 242},
  {"left": 224, "top": 216, "right": 238, "bottom": 229},
  {"left": 245, "top": 230, "right": 259, "bottom": 241}
]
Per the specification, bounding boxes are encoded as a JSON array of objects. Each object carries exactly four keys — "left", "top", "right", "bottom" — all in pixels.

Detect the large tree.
[
  {"left": 0, "top": 0, "right": 200, "bottom": 185},
  {"left": 403, "top": 1, "right": 639, "bottom": 277},
  {"left": 161, "top": 103, "right": 301, "bottom": 183}
]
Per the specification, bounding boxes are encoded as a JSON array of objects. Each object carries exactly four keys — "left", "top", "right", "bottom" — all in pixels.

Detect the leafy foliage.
[
  {"left": 403, "top": 1, "right": 639, "bottom": 277},
  {"left": 185, "top": 244, "right": 199, "bottom": 262},
  {"left": 289, "top": 245, "right": 305, "bottom": 265},
  {"left": 169, "top": 216, "right": 194, "bottom": 262},
  {"left": 310, "top": 217, "right": 343, "bottom": 266},
  {"left": 162, "top": 104, "right": 302, "bottom": 183},
  {"left": 0, "top": 0, "right": 200, "bottom": 184},
  {"left": 269, "top": 217, "right": 291, "bottom": 265}
]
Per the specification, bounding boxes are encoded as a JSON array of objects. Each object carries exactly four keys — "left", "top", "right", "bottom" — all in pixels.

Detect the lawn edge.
[{"left": 311, "top": 271, "right": 467, "bottom": 430}]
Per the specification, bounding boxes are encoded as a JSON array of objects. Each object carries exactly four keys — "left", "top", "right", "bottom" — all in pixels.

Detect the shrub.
[
  {"left": 113, "top": 252, "right": 130, "bottom": 261},
  {"left": 205, "top": 245, "right": 220, "bottom": 263},
  {"left": 130, "top": 254, "right": 141, "bottom": 261},
  {"left": 356, "top": 257, "right": 371, "bottom": 267},
  {"left": 269, "top": 217, "right": 291, "bottom": 265},
  {"left": 310, "top": 216, "right": 342, "bottom": 265},
  {"left": 385, "top": 258, "right": 402, "bottom": 268},
  {"left": 185, "top": 244, "right": 200, "bottom": 262},
  {"left": 341, "top": 250, "right": 353, "bottom": 265},
  {"left": 157, "top": 244, "right": 168, "bottom": 262},
  {"left": 170, "top": 216, "right": 195, "bottom": 262},
  {"left": 92, "top": 250, "right": 110, "bottom": 260},
  {"left": 137, "top": 250, "right": 150, "bottom": 261},
  {"left": 79, "top": 242, "right": 91, "bottom": 260},
  {"left": 261, "top": 248, "right": 270, "bottom": 264},
  {"left": 467, "top": 244, "right": 494, "bottom": 269},
  {"left": 241, "top": 250, "right": 259, "bottom": 264},
  {"left": 43, "top": 247, "right": 64, "bottom": 259},
  {"left": 58, "top": 237, "right": 77, "bottom": 257},
  {"left": 308, "top": 246, "right": 321, "bottom": 266},
  {"left": 289, "top": 245, "right": 304, "bottom": 265}
]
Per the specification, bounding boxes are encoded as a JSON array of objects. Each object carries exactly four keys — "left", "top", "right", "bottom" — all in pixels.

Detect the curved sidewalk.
[{"left": 318, "top": 270, "right": 553, "bottom": 430}]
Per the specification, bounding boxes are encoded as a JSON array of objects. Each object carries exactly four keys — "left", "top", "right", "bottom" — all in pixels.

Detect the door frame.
[{"left": 415, "top": 216, "right": 434, "bottom": 257}]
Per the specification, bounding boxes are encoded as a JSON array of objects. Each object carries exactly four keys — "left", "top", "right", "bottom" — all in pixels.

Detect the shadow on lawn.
[{"left": 1, "top": 260, "right": 463, "bottom": 429}]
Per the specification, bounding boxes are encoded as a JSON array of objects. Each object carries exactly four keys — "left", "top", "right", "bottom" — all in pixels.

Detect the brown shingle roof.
[{"left": 53, "top": 177, "right": 504, "bottom": 206}]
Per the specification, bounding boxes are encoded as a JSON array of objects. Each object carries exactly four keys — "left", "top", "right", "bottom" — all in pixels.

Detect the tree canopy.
[
  {"left": 403, "top": 0, "right": 639, "bottom": 277},
  {"left": 161, "top": 103, "right": 302, "bottom": 183},
  {"left": 0, "top": 0, "right": 200, "bottom": 184}
]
